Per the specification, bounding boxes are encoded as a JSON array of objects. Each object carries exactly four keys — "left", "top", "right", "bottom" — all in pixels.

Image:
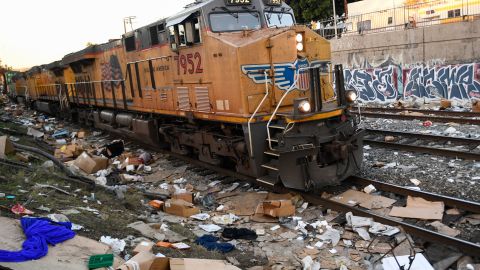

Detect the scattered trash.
[
  {"left": 222, "top": 228, "right": 257, "bottom": 240},
  {"left": 0, "top": 136, "right": 15, "bottom": 158},
  {"left": 103, "top": 140, "right": 124, "bottom": 158},
  {"left": 317, "top": 228, "right": 341, "bottom": 246},
  {"left": 164, "top": 199, "right": 200, "bottom": 217},
  {"left": 199, "top": 224, "right": 222, "bottom": 233},
  {"left": 363, "top": 184, "right": 377, "bottom": 194},
  {"left": 389, "top": 196, "right": 444, "bottom": 220},
  {"left": 0, "top": 217, "right": 75, "bottom": 262},
  {"left": 212, "top": 213, "right": 239, "bottom": 225},
  {"left": 423, "top": 121, "right": 433, "bottom": 127},
  {"left": 99, "top": 236, "right": 126, "bottom": 254},
  {"left": 410, "top": 178, "right": 421, "bottom": 186},
  {"left": 195, "top": 235, "right": 234, "bottom": 253},
  {"left": 11, "top": 204, "right": 34, "bottom": 215},
  {"left": 74, "top": 152, "right": 109, "bottom": 174},
  {"left": 428, "top": 221, "right": 460, "bottom": 237},
  {"left": 88, "top": 254, "right": 114, "bottom": 270},
  {"left": 382, "top": 253, "right": 434, "bottom": 270}
]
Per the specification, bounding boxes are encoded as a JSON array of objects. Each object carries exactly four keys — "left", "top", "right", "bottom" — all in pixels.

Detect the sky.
[{"left": 0, "top": 0, "right": 193, "bottom": 69}]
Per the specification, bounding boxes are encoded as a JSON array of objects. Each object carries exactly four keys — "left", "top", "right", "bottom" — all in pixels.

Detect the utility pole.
[
  {"left": 333, "top": 0, "right": 338, "bottom": 39},
  {"left": 344, "top": 0, "right": 348, "bottom": 17},
  {"left": 123, "top": 16, "right": 136, "bottom": 34}
]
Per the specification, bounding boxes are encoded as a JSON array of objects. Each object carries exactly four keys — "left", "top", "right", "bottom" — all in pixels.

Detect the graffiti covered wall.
[{"left": 345, "top": 63, "right": 480, "bottom": 103}]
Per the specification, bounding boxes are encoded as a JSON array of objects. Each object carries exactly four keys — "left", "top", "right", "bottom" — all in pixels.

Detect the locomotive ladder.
[{"left": 256, "top": 67, "right": 313, "bottom": 187}]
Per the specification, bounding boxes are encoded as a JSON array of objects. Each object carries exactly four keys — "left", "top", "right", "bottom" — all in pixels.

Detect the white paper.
[{"left": 382, "top": 254, "right": 433, "bottom": 270}]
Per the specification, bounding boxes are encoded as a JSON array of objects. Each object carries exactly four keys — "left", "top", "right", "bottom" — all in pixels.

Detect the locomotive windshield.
[
  {"left": 265, "top": 12, "right": 294, "bottom": 27},
  {"left": 210, "top": 12, "right": 261, "bottom": 32}
]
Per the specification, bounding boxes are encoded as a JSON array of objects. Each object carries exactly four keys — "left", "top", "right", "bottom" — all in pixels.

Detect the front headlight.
[
  {"left": 296, "top": 43, "right": 304, "bottom": 52},
  {"left": 296, "top": 33, "right": 303, "bottom": 43},
  {"left": 298, "top": 100, "right": 312, "bottom": 113},
  {"left": 346, "top": 90, "right": 358, "bottom": 103}
]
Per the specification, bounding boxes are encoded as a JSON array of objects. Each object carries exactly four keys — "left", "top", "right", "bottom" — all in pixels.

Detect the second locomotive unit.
[{"left": 12, "top": 0, "right": 364, "bottom": 191}]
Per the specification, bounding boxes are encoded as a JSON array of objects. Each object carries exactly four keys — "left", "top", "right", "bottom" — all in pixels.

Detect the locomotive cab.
[{"left": 159, "top": 0, "right": 364, "bottom": 190}]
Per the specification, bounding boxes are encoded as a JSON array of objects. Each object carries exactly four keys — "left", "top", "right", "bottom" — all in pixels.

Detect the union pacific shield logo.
[{"left": 241, "top": 59, "right": 311, "bottom": 91}]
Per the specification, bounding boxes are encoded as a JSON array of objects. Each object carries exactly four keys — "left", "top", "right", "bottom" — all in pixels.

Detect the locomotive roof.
[
  {"left": 166, "top": 0, "right": 212, "bottom": 27},
  {"left": 62, "top": 39, "right": 122, "bottom": 65}
]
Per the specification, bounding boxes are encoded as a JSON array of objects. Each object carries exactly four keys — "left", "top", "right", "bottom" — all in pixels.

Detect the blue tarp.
[{"left": 0, "top": 217, "right": 76, "bottom": 262}]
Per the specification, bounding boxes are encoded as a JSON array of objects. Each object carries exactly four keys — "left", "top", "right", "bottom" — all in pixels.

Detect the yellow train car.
[{"left": 24, "top": 0, "right": 364, "bottom": 191}]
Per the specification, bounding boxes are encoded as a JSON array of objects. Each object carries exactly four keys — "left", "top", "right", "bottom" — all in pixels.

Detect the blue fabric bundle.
[
  {"left": 195, "top": 235, "right": 234, "bottom": 253},
  {"left": 0, "top": 217, "right": 76, "bottom": 262}
]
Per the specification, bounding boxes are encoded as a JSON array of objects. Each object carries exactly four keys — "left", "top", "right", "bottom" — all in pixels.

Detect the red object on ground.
[
  {"left": 11, "top": 204, "right": 34, "bottom": 215},
  {"left": 423, "top": 121, "right": 433, "bottom": 127}
]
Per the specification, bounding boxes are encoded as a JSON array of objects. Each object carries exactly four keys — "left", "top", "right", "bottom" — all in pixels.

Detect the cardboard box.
[
  {"left": 473, "top": 99, "right": 480, "bottom": 113},
  {"left": 163, "top": 199, "right": 200, "bottom": 217},
  {"left": 169, "top": 258, "right": 241, "bottom": 270},
  {"left": 74, "top": 152, "right": 109, "bottom": 174},
  {"left": 116, "top": 252, "right": 156, "bottom": 270},
  {"left": 0, "top": 136, "right": 15, "bottom": 158},
  {"left": 55, "top": 149, "right": 74, "bottom": 160},
  {"left": 77, "top": 129, "right": 88, "bottom": 139},
  {"left": 440, "top": 99, "right": 452, "bottom": 109},
  {"left": 172, "top": 192, "right": 193, "bottom": 203},
  {"left": 262, "top": 200, "right": 295, "bottom": 218},
  {"left": 150, "top": 258, "right": 170, "bottom": 270},
  {"left": 149, "top": 200, "right": 164, "bottom": 209},
  {"left": 133, "top": 241, "right": 155, "bottom": 255}
]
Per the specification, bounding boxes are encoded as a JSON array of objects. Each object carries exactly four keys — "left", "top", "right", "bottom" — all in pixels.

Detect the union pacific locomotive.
[{"left": 9, "top": 0, "right": 363, "bottom": 191}]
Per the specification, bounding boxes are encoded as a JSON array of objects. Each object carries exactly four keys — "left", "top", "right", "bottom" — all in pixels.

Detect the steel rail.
[
  {"left": 347, "top": 176, "right": 480, "bottom": 213},
  {"left": 353, "top": 111, "right": 480, "bottom": 125},
  {"left": 353, "top": 106, "right": 480, "bottom": 118},
  {"left": 299, "top": 192, "right": 480, "bottom": 257},
  {"left": 365, "top": 129, "right": 480, "bottom": 145},
  {"left": 364, "top": 139, "right": 480, "bottom": 160},
  {"left": 63, "top": 125, "right": 480, "bottom": 257}
]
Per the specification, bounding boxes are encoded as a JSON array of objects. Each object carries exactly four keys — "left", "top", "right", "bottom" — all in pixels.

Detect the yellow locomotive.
[{"left": 14, "top": 0, "right": 363, "bottom": 191}]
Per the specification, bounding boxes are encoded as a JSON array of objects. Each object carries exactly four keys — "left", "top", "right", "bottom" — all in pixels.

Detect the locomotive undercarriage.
[{"left": 22, "top": 98, "right": 362, "bottom": 191}]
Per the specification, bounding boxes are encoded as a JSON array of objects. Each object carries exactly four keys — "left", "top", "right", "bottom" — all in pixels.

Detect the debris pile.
[{"left": 0, "top": 101, "right": 479, "bottom": 269}]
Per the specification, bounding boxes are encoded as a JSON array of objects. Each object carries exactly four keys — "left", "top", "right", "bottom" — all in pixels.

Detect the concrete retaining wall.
[{"left": 330, "top": 20, "right": 480, "bottom": 103}]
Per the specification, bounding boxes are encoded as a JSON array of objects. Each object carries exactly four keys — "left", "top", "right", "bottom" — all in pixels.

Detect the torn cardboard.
[
  {"left": 261, "top": 200, "right": 295, "bottom": 217},
  {"left": 332, "top": 189, "right": 396, "bottom": 210},
  {"left": 0, "top": 136, "right": 15, "bottom": 158},
  {"left": 389, "top": 196, "right": 444, "bottom": 220},
  {"left": 428, "top": 221, "right": 460, "bottom": 237},
  {"left": 116, "top": 251, "right": 156, "bottom": 270},
  {"left": 170, "top": 258, "right": 241, "bottom": 270},
  {"left": 133, "top": 241, "right": 155, "bottom": 255},
  {"left": 164, "top": 199, "right": 200, "bottom": 217},
  {"left": 172, "top": 192, "right": 193, "bottom": 203},
  {"left": 74, "top": 152, "right": 109, "bottom": 174}
]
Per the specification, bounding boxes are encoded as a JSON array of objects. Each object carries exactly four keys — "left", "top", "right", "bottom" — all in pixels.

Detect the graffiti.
[
  {"left": 344, "top": 62, "right": 480, "bottom": 102},
  {"left": 101, "top": 55, "right": 123, "bottom": 91},
  {"left": 345, "top": 66, "right": 401, "bottom": 103},
  {"left": 404, "top": 63, "right": 480, "bottom": 100}
]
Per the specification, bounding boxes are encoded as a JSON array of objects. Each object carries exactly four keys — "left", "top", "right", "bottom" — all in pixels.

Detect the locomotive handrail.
[
  {"left": 266, "top": 66, "right": 313, "bottom": 151},
  {"left": 247, "top": 71, "right": 269, "bottom": 158},
  {"left": 126, "top": 56, "right": 171, "bottom": 65}
]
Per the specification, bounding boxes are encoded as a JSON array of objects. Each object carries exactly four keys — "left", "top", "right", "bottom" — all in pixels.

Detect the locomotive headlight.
[
  {"left": 346, "top": 90, "right": 358, "bottom": 103},
  {"left": 298, "top": 100, "right": 312, "bottom": 113},
  {"left": 296, "top": 33, "right": 303, "bottom": 43},
  {"left": 296, "top": 43, "right": 304, "bottom": 52}
]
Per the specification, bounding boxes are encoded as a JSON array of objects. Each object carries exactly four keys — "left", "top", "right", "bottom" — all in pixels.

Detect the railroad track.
[
  {"left": 351, "top": 107, "right": 480, "bottom": 125},
  {"left": 4, "top": 122, "right": 480, "bottom": 258},
  {"left": 147, "top": 149, "right": 480, "bottom": 256},
  {"left": 364, "top": 129, "right": 480, "bottom": 160}
]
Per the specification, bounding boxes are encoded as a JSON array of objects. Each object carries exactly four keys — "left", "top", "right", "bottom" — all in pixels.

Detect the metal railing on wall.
[{"left": 314, "top": 0, "right": 480, "bottom": 39}]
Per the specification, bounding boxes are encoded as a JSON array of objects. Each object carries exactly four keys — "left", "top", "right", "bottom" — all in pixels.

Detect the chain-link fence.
[{"left": 314, "top": 0, "right": 480, "bottom": 39}]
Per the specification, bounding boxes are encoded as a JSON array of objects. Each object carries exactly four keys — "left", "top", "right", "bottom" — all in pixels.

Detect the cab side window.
[
  {"left": 169, "top": 15, "right": 202, "bottom": 50},
  {"left": 125, "top": 36, "right": 136, "bottom": 52}
]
